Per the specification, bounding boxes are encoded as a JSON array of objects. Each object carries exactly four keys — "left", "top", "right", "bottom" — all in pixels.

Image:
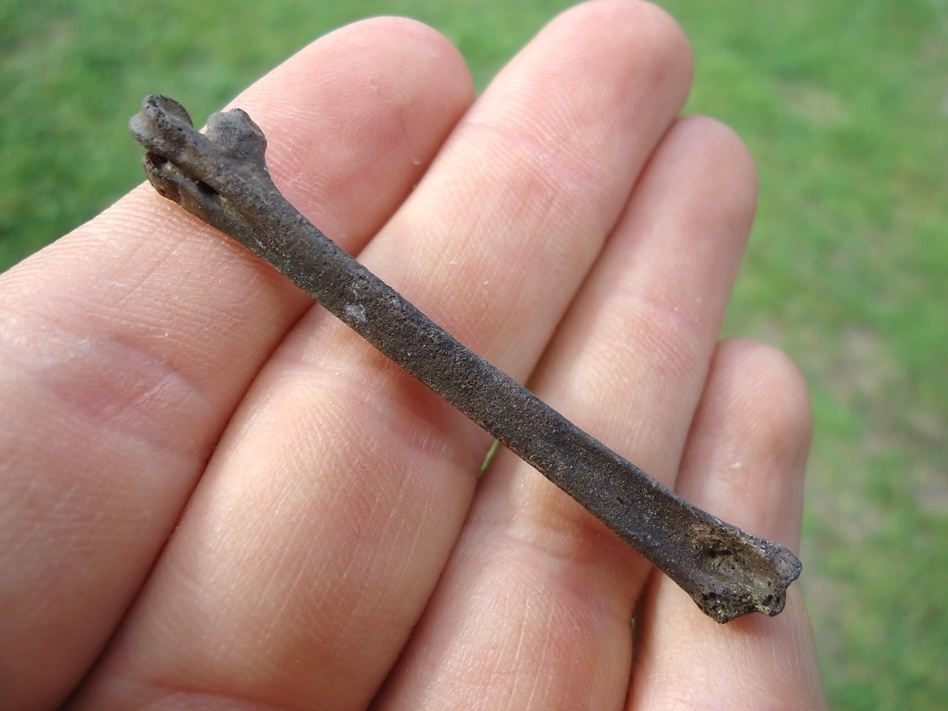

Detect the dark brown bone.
[{"left": 129, "top": 95, "right": 801, "bottom": 623}]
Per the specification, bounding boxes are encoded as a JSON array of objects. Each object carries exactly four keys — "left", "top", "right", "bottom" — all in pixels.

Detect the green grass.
[
  {"left": 2, "top": 0, "right": 945, "bottom": 707},
  {"left": 671, "top": 3, "right": 948, "bottom": 706}
]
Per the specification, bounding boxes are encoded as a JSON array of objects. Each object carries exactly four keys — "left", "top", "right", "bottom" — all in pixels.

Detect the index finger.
[{"left": 0, "top": 18, "right": 472, "bottom": 709}]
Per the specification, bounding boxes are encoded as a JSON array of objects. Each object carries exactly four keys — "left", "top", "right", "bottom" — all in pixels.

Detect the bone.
[{"left": 129, "top": 95, "right": 801, "bottom": 623}]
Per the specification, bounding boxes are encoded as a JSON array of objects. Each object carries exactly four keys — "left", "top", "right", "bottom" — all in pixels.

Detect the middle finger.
[{"left": 81, "top": 3, "right": 694, "bottom": 708}]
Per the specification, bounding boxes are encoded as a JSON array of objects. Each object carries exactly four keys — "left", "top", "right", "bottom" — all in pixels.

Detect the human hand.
[{"left": 0, "top": 2, "right": 826, "bottom": 708}]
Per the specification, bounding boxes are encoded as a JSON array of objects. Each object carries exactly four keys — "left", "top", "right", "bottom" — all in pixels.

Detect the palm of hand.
[{"left": 0, "top": 3, "right": 824, "bottom": 709}]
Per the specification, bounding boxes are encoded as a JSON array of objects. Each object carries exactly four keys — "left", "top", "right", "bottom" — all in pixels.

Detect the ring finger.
[{"left": 373, "top": 115, "right": 759, "bottom": 709}]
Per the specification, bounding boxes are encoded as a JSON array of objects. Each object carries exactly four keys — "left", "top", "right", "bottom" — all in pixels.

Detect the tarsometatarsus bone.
[{"left": 129, "top": 94, "right": 801, "bottom": 623}]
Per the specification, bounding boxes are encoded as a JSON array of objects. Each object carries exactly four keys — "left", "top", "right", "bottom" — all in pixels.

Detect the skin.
[{"left": 0, "top": 2, "right": 826, "bottom": 709}]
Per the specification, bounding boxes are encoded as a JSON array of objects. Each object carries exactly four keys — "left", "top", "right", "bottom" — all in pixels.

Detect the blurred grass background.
[{"left": 1, "top": 0, "right": 945, "bottom": 707}]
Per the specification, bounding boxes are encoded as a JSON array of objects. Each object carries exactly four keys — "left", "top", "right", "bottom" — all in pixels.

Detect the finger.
[
  {"left": 373, "top": 112, "right": 759, "bottom": 708},
  {"left": 628, "top": 339, "right": 826, "bottom": 709},
  {"left": 0, "top": 18, "right": 472, "bottom": 710},
  {"left": 70, "top": 2, "right": 694, "bottom": 709}
]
